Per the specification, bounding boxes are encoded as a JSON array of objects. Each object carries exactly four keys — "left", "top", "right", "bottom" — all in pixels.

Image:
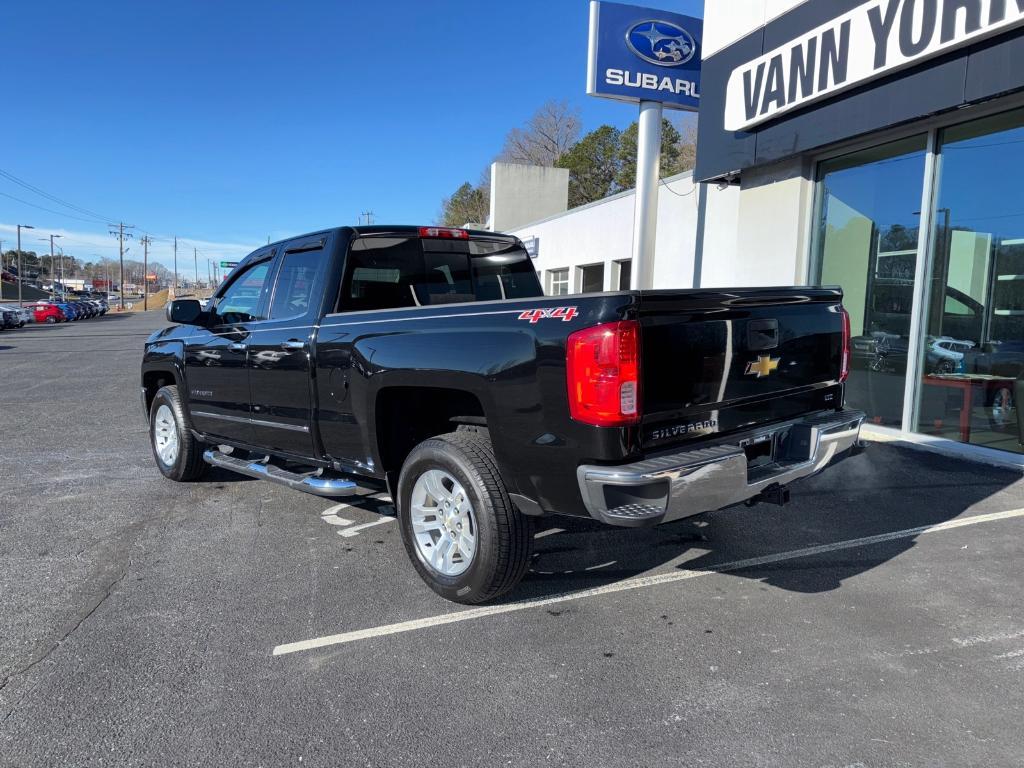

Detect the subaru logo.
[{"left": 625, "top": 20, "right": 696, "bottom": 67}]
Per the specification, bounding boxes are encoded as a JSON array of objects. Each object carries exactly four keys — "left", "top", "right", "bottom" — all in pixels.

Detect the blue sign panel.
[{"left": 587, "top": 1, "right": 702, "bottom": 111}]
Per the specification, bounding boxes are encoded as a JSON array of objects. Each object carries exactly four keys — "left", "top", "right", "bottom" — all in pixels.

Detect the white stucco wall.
[
  {"left": 489, "top": 163, "right": 569, "bottom": 232},
  {"left": 506, "top": 171, "right": 740, "bottom": 293},
  {"left": 700, "top": 2, "right": 819, "bottom": 290},
  {"left": 700, "top": 157, "right": 813, "bottom": 289}
]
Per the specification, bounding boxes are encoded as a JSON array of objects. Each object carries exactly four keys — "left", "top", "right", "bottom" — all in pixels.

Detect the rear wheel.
[
  {"left": 397, "top": 430, "right": 532, "bottom": 604},
  {"left": 149, "top": 385, "right": 207, "bottom": 482},
  {"left": 45, "top": 316, "right": 56, "bottom": 324}
]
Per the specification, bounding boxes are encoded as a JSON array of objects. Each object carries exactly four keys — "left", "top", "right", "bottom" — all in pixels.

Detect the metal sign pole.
[{"left": 630, "top": 100, "right": 663, "bottom": 290}]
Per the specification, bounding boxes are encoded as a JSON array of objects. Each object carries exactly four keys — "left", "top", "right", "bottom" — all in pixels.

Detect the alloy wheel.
[
  {"left": 409, "top": 469, "right": 477, "bottom": 576},
  {"left": 153, "top": 404, "right": 180, "bottom": 466}
]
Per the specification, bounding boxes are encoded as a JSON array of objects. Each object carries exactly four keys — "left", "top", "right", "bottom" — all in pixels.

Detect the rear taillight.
[
  {"left": 418, "top": 226, "right": 470, "bottom": 239},
  {"left": 840, "top": 307, "right": 851, "bottom": 383},
  {"left": 566, "top": 320, "right": 641, "bottom": 427}
]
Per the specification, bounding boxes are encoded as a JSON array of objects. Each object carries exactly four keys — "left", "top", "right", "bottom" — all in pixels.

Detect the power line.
[
  {"left": 659, "top": 178, "right": 696, "bottom": 198},
  {"left": 0, "top": 189, "right": 108, "bottom": 224},
  {"left": 0, "top": 166, "right": 117, "bottom": 222}
]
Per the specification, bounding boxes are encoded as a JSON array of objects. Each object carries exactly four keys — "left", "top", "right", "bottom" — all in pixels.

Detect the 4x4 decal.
[{"left": 517, "top": 306, "right": 579, "bottom": 324}]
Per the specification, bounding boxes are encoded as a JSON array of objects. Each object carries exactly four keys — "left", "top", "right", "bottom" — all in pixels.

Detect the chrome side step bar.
[{"left": 202, "top": 449, "right": 360, "bottom": 497}]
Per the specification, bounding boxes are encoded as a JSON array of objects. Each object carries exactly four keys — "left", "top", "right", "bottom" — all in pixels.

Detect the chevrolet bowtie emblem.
[{"left": 745, "top": 355, "right": 780, "bottom": 378}]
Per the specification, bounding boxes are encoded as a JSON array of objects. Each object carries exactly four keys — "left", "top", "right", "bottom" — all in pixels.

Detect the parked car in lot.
[
  {"left": 0, "top": 308, "right": 19, "bottom": 330},
  {"left": 32, "top": 303, "right": 66, "bottom": 323},
  {"left": 0, "top": 304, "right": 32, "bottom": 327},
  {"left": 54, "top": 302, "right": 79, "bottom": 321},
  {"left": 142, "top": 225, "right": 863, "bottom": 604}
]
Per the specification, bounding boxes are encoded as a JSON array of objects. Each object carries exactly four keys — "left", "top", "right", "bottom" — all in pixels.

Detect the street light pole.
[{"left": 16, "top": 224, "right": 34, "bottom": 307}]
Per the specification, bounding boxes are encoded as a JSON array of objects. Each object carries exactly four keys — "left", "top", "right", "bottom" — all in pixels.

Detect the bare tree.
[
  {"left": 498, "top": 100, "right": 582, "bottom": 167},
  {"left": 673, "top": 116, "right": 698, "bottom": 174}
]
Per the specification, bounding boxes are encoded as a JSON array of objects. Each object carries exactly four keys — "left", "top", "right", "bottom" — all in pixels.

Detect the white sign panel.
[{"left": 725, "top": 0, "right": 1024, "bottom": 132}]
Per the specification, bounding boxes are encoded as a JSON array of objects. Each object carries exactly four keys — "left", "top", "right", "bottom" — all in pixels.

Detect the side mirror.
[{"left": 167, "top": 299, "right": 205, "bottom": 325}]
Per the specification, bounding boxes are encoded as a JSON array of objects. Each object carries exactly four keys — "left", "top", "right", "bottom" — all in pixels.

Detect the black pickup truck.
[{"left": 142, "top": 225, "right": 864, "bottom": 603}]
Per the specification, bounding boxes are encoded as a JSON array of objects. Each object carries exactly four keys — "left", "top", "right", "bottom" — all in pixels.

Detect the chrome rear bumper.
[{"left": 577, "top": 410, "right": 865, "bottom": 527}]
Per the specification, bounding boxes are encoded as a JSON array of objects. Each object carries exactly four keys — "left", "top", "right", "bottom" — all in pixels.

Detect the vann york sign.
[{"left": 725, "top": 0, "right": 1024, "bottom": 132}]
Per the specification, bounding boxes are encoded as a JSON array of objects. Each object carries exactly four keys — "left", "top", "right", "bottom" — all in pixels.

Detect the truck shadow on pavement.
[{"left": 510, "top": 443, "right": 1021, "bottom": 601}]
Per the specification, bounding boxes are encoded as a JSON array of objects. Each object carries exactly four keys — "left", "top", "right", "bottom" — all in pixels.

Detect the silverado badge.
[{"left": 745, "top": 355, "right": 780, "bottom": 378}]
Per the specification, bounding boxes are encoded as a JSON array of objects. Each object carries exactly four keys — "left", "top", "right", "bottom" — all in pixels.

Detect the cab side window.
[
  {"left": 270, "top": 249, "right": 323, "bottom": 320},
  {"left": 215, "top": 262, "right": 272, "bottom": 324}
]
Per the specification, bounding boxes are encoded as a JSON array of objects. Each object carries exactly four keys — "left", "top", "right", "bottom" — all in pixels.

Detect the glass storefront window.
[
  {"left": 913, "top": 108, "right": 1024, "bottom": 454},
  {"left": 813, "top": 136, "right": 928, "bottom": 427}
]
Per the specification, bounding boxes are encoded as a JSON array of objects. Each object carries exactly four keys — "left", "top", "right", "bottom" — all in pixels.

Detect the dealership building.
[
  {"left": 500, "top": 0, "right": 1024, "bottom": 464},
  {"left": 690, "top": 0, "right": 1024, "bottom": 464}
]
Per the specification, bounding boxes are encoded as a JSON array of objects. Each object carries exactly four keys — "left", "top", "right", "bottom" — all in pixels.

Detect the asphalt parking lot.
[{"left": 2, "top": 311, "right": 1024, "bottom": 767}]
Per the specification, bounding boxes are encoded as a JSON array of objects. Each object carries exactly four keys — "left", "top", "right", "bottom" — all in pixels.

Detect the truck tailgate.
[{"left": 638, "top": 288, "right": 845, "bottom": 451}]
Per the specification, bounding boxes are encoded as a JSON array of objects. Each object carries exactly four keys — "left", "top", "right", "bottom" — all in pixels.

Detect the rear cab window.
[{"left": 338, "top": 235, "right": 542, "bottom": 313}]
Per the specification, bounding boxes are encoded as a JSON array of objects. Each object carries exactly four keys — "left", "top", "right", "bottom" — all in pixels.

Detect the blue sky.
[{"left": 0, "top": 0, "right": 702, "bottom": 272}]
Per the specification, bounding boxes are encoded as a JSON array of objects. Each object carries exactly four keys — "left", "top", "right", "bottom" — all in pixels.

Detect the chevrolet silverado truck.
[{"left": 142, "top": 225, "right": 864, "bottom": 603}]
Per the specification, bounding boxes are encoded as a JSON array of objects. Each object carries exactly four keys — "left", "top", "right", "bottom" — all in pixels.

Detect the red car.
[{"left": 33, "top": 303, "right": 65, "bottom": 323}]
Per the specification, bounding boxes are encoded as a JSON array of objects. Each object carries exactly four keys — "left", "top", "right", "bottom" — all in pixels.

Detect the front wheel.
[
  {"left": 149, "top": 385, "right": 208, "bottom": 482},
  {"left": 397, "top": 430, "right": 533, "bottom": 604}
]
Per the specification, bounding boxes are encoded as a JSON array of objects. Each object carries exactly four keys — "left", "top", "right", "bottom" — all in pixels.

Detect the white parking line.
[
  {"left": 320, "top": 504, "right": 355, "bottom": 527},
  {"left": 272, "top": 507, "right": 1024, "bottom": 657},
  {"left": 337, "top": 517, "right": 396, "bottom": 538}
]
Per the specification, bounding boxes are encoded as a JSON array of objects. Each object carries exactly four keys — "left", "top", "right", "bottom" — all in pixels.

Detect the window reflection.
[
  {"left": 915, "top": 108, "right": 1024, "bottom": 453},
  {"left": 814, "top": 137, "right": 928, "bottom": 428}
]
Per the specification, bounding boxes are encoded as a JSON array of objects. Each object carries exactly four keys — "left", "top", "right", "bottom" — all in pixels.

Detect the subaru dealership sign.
[{"left": 586, "top": 1, "right": 702, "bottom": 111}]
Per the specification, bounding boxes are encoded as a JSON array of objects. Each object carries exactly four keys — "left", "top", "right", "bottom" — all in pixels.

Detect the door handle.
[
  {"left": 280, "top": 340, "right": 306, "bottom": 350},
  {"left": 229, "top": 342, "right": 247, "bottom": 351}
]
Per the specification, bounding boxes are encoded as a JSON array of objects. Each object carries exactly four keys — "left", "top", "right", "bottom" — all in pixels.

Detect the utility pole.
[
  {"left": 173, "top": 236, "right": 178, "bottom": 298},
  {"left": 47, "top": 234, "right": 62, "bottom": 295},
  {"left": 109, "top": 222, "right": 135, "bottom": 310},
  {"left": 141, "top": 235, "right": 151, "bottom": 311},
  {"left": 360, "top": 211, "right": 375, "bottom": 225},
  {"left": 193, "top": 247, "right": 198, "bottom": 290},
  {"left": 16, "top": 224, "right": 34, "bottom": 307}
]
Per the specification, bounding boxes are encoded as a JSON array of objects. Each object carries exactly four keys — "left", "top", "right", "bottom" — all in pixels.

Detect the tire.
[
  {"left": 46, "top": 316, "right": 56, "bottom": 324},
  {"left": 397, "top": 430, "right": 533, "bottom": 604},
  {"left": 149, "top": 385, "right": 208, "bottom": 482}
]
